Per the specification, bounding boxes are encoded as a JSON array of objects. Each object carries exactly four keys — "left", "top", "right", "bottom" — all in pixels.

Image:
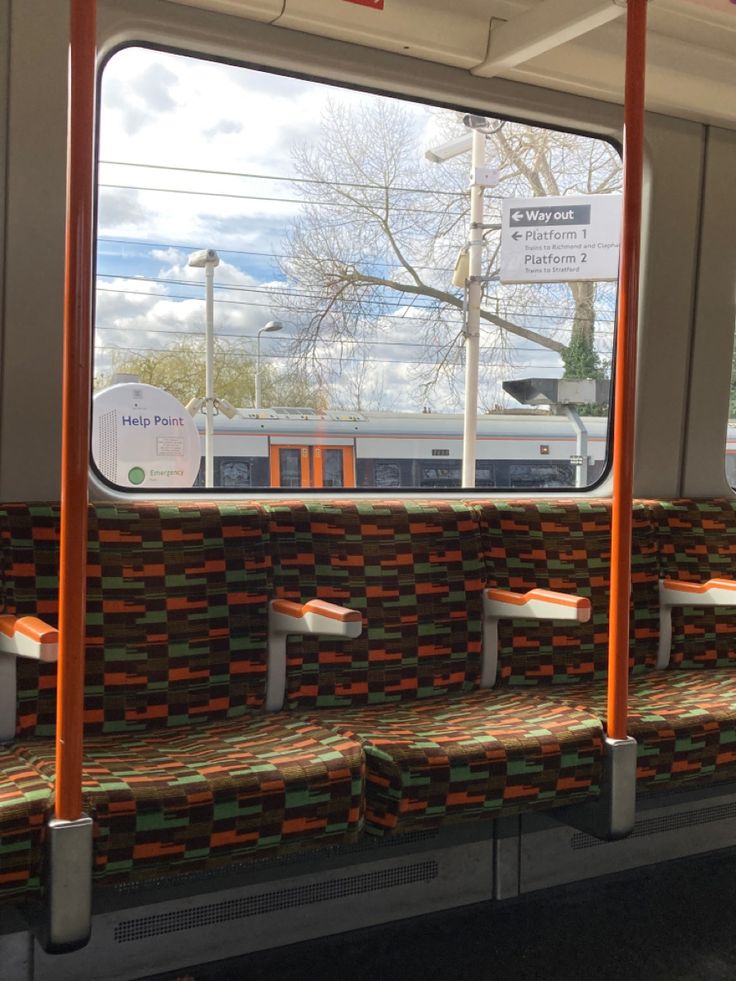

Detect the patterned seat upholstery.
[
  {"left": 652, "top": 499, "right": 736, "bottom": 669},
  {"left": 0, "top": 502, "right": 365, "bottom": 894},
  {"left": 16, "top": 715, "right": 363, "bottom": 883},
  {"left": 270, "top": 500, "right": 486, "bottom": 708},
  {"left": 3, "top": 502, "right": 274, "bottom": 735},
  {"left": 0, "top": 749, "right": 52, "bottom": 900},
  {"left": 310, "top": 689, "right": 603, "bottom": 833},
  {"left": 554, "top": 672, "right": 736, "bottom": 791},
  {"left": 270, "top": 500, "right": 604, "bottom": 832},
  {"left": 471, "top": 500, "right": 660, "bottom": 684}
]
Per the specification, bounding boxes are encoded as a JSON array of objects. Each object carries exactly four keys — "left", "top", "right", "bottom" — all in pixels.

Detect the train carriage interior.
[{"left": 1, "top": 1, "right": 736, "bottom": 979}]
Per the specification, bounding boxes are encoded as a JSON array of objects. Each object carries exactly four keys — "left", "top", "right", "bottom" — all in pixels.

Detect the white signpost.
[{"left": 500, "top": 194, "right": 621, "bottom": 284}]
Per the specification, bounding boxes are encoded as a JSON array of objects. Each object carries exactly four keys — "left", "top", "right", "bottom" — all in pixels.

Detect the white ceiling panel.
[
  {"left": 272, "top": 0, "right": 497, "bottom": 69},
  {"left": 160, "top": 0, "right": 736, "bottom": 127},
  {"left": 167, "top": 0, "right": 284, "bottom": 22}
]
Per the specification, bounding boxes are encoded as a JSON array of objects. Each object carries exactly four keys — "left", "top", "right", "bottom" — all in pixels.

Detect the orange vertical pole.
[
  {"left": 55, "top": 0, "right": 96, "bottom": 822},
  {"left": 607, "top": 0, "right": 648, "bottom": 741}
]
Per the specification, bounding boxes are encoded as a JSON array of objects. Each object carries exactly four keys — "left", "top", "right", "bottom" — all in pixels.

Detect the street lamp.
[
  {"left": 425, "top": 114, "right": 501, "bottom": 488},
  {"left": 255, "top": 321, "right": 283, "bottom": 410},
  {"left": 188, "top": 248, "right": 220, "bottom": 486}
]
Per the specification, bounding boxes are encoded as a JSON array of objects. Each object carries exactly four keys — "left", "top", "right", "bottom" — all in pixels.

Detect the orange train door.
[{"left": 269, "top": 445, "right": 355, "bottom": 489}]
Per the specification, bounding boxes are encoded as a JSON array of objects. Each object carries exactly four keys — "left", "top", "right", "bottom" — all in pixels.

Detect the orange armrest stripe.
[
  {"left": 0, "top": 614, "right": 59, "bottom": 644},
  {"left": 271, "top": 599, "right": 361, "bottom": 623},
  {"left": 662, "top": 578, "right": 736, "bottom": 595},
  {"left": 485, "top": 588, "right": 591, "bottom": 612}
]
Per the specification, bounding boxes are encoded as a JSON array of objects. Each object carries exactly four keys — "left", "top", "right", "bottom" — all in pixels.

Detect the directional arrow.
[
  {"left": 512, "top": 231, "right": 522, "bottom": 241},
  {"left": 511, "top": 211, "right": 524, "bottom": 222}
]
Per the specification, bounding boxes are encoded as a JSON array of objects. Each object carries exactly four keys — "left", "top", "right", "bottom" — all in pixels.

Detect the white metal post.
[
  {"left": 562, "top": 404, "right": 589, "bottom": 488},
  {"left": 255, "top": 329, "right": 263, "bottom": 410},
  {"left": 462, "top": 129, "right": 485, "bottom": 488},
  {"left": 204, "top": 261, "right": 215, "bottom": 487}
]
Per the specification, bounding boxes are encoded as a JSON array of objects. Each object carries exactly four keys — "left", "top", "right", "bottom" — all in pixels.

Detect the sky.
[{"left": 95, "top": 46, "right": 617, "bottom": 413}]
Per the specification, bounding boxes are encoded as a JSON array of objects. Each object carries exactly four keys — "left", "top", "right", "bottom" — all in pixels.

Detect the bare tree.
[{"left": 275, "top": 100, "right": 621, "bottom": 409}]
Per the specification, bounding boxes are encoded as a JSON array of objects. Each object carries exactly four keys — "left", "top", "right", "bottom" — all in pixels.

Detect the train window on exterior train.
[{"left": 92, "top": 46, "right": 619, "bottom": 493}]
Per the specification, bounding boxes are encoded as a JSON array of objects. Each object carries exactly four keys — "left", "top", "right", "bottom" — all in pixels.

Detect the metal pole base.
[
  {"left": 40, "top": 815, "right": 93, "bottom": 953},
  {"left": 552, "top": 735, "right": 638, "bottom": 841}
]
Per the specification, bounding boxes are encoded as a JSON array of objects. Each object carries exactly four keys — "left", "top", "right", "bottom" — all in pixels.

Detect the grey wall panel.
[
  {"left": 681, "top": 127, "right": 736, "bottom": 498},
  {"left": 0, "top": 0, "right": 68, "bottom": 499},
  {"left": 633, "top": 114, "right": 705, "bottom": 499},
  {"left": 0, "top": 0, "right": 10, "bottom": 490}
]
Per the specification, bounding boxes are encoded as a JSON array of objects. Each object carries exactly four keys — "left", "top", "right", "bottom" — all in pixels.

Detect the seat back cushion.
[
  {"left": 653, "top": 498, "right": 736, "bottom": 669},
  {"left": 269, "top": 500, "right": 485, "bottom": 709},
  {"left": 473, "top": 500, "right": 659, "bottom": 685},
  {"left": 1, "top": 502, "right": 271, "bottom": 736}
]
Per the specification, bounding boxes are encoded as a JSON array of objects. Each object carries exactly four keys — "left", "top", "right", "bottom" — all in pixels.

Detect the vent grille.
[
  {"left": 571, "top": 800, "right": 736, "bottom": 850},
  {"left": 114, "top": 860, "right": 438, "bottom": 943},
  {"left": 112, "top": 828, "right": 440, "bottom": 896},
  {"left": 97, "top": 409, "right": 118, "bottom": 480}
]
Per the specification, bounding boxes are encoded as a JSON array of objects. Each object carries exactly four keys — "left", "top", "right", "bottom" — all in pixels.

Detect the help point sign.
[{"left": 92, "top": 383, "right": 202, "bottom": 488}]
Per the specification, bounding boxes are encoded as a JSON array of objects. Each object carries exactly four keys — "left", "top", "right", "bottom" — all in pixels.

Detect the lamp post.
[
  {"left": 425, "top": 115, "right": 500, "bottom": 488},
  {"left": 188, "top": 248, "right": 220, "bottom": 486},
  {"left": 255, "top": 321, "right": 283, "bottom": 409}
]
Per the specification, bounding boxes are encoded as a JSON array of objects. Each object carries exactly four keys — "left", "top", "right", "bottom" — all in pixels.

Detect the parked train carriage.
[
  {"left": 194, "top": 411, "right": 610, "bottom": 490},
  {"left": 2, "top": 2, "right": 736, "bottom": 980}
]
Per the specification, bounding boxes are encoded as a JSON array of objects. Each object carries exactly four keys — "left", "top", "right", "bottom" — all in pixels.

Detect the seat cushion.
[
  {"left": 555, "top": 672, "right": 736, "bottom": 790},
  {"left": 310, "top": 689, "right": 604, "bottom": 833},
  {"left": 0, "top": 750, "right": 52, "bottom": 901},
  {"left": 16, "top": 715, "right": 364, "bottom": 883}
]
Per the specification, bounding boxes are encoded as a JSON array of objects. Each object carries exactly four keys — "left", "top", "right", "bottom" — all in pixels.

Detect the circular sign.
[{"left": 92, "top": 383, "right": 202, "bottom": 488}]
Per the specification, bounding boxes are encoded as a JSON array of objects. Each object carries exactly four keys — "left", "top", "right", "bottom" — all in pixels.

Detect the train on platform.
[
  {"left": 2, "top": 2, "right": 736, "bottom": 981},
  {"left": 194, "top": 408, "right": 610, "bottom": 490}
]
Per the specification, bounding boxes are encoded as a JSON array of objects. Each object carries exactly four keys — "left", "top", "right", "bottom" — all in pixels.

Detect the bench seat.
[
  {"left": 310, "top": 688, "right": 604, "bottom": 833},
  {"left": 14, "top": 714, "right": 364, "bottom": 884},
  {"left": 554, "top": 672, "right": 736, "bottom": 791},
  {"left": 0, "top": 748, "right": 52, "bottom": 899}
]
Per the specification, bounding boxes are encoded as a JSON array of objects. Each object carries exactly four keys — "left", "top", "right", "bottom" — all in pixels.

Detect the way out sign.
[{"left": 500, "top": 195, "right": 621, "bottom": 284}]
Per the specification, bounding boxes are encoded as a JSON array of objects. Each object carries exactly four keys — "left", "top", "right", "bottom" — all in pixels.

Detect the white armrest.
[
  {"left": 657, "top": 577, "right": 736, "bottom": 668},
  {"left": 266, "top": 599, "right": 363, "bottom": 711},
  {"left": 0, "top": 614, "right": 59, "bottom": 663},
  {"left": 269, "top": 598, "right": 363, "bottom": 639},
  {"left": 481, "top": 587, "right": 591, "bottom": 689},
  {"left": 0, "top": 614, "right": 59, "bottom": 743}
]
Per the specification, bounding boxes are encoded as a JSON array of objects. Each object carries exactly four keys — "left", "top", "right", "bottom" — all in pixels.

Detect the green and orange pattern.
[
  {"left": 0, "top": 749, "right": 52, "bottom": 899},
  {"left": 652, "top": 499, "right": 736, "bottom": 669},
  {"left": 472, "top": 500, "right": 660, "bottom": 685},
  {"left": 270, "top": 500, "right": 486, "bottom": 709},
  {"left": 312, "top": 688, "right": 603, "bottom": 833},
  {"left": 1, "top": 502, "right": 272, "bottom": 736},
  {"left": 554, "top": 671, "right": 736, "bottom": 790},
  {"left": 16, "top": 714, "right": 364, "bottom": 883},
  {"left": 6, "top": 496, "right": 736, "bottom": 900}
]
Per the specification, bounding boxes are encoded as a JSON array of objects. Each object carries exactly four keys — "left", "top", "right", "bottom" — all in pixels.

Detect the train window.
[
  {"left": 729, "top": 326, "right": 736, "bottom": 489},
  {"left": 93, "top": 46, "right": 619, "bottom": 492}
]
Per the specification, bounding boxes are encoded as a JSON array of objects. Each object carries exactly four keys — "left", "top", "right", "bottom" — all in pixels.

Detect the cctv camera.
[
  {"left": 187, "top": 249, "right": 220, "bottom": 268},
  {"left": 424, "top": 134, "right": 473, "bottom": 163},
  {"left": 462, "top": 114, "right": 491, "bottom": 131},
  {"left": 215, "top": 398, "right": 239, "bottom": 420}
]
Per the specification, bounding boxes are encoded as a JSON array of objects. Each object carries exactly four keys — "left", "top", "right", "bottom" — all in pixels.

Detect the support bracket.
[
  {"left": 552, "top": 735, "right": 637, "bottom": 840},
  {"left": 39, "top": 815, "right": 93, "bottom": 953}
]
